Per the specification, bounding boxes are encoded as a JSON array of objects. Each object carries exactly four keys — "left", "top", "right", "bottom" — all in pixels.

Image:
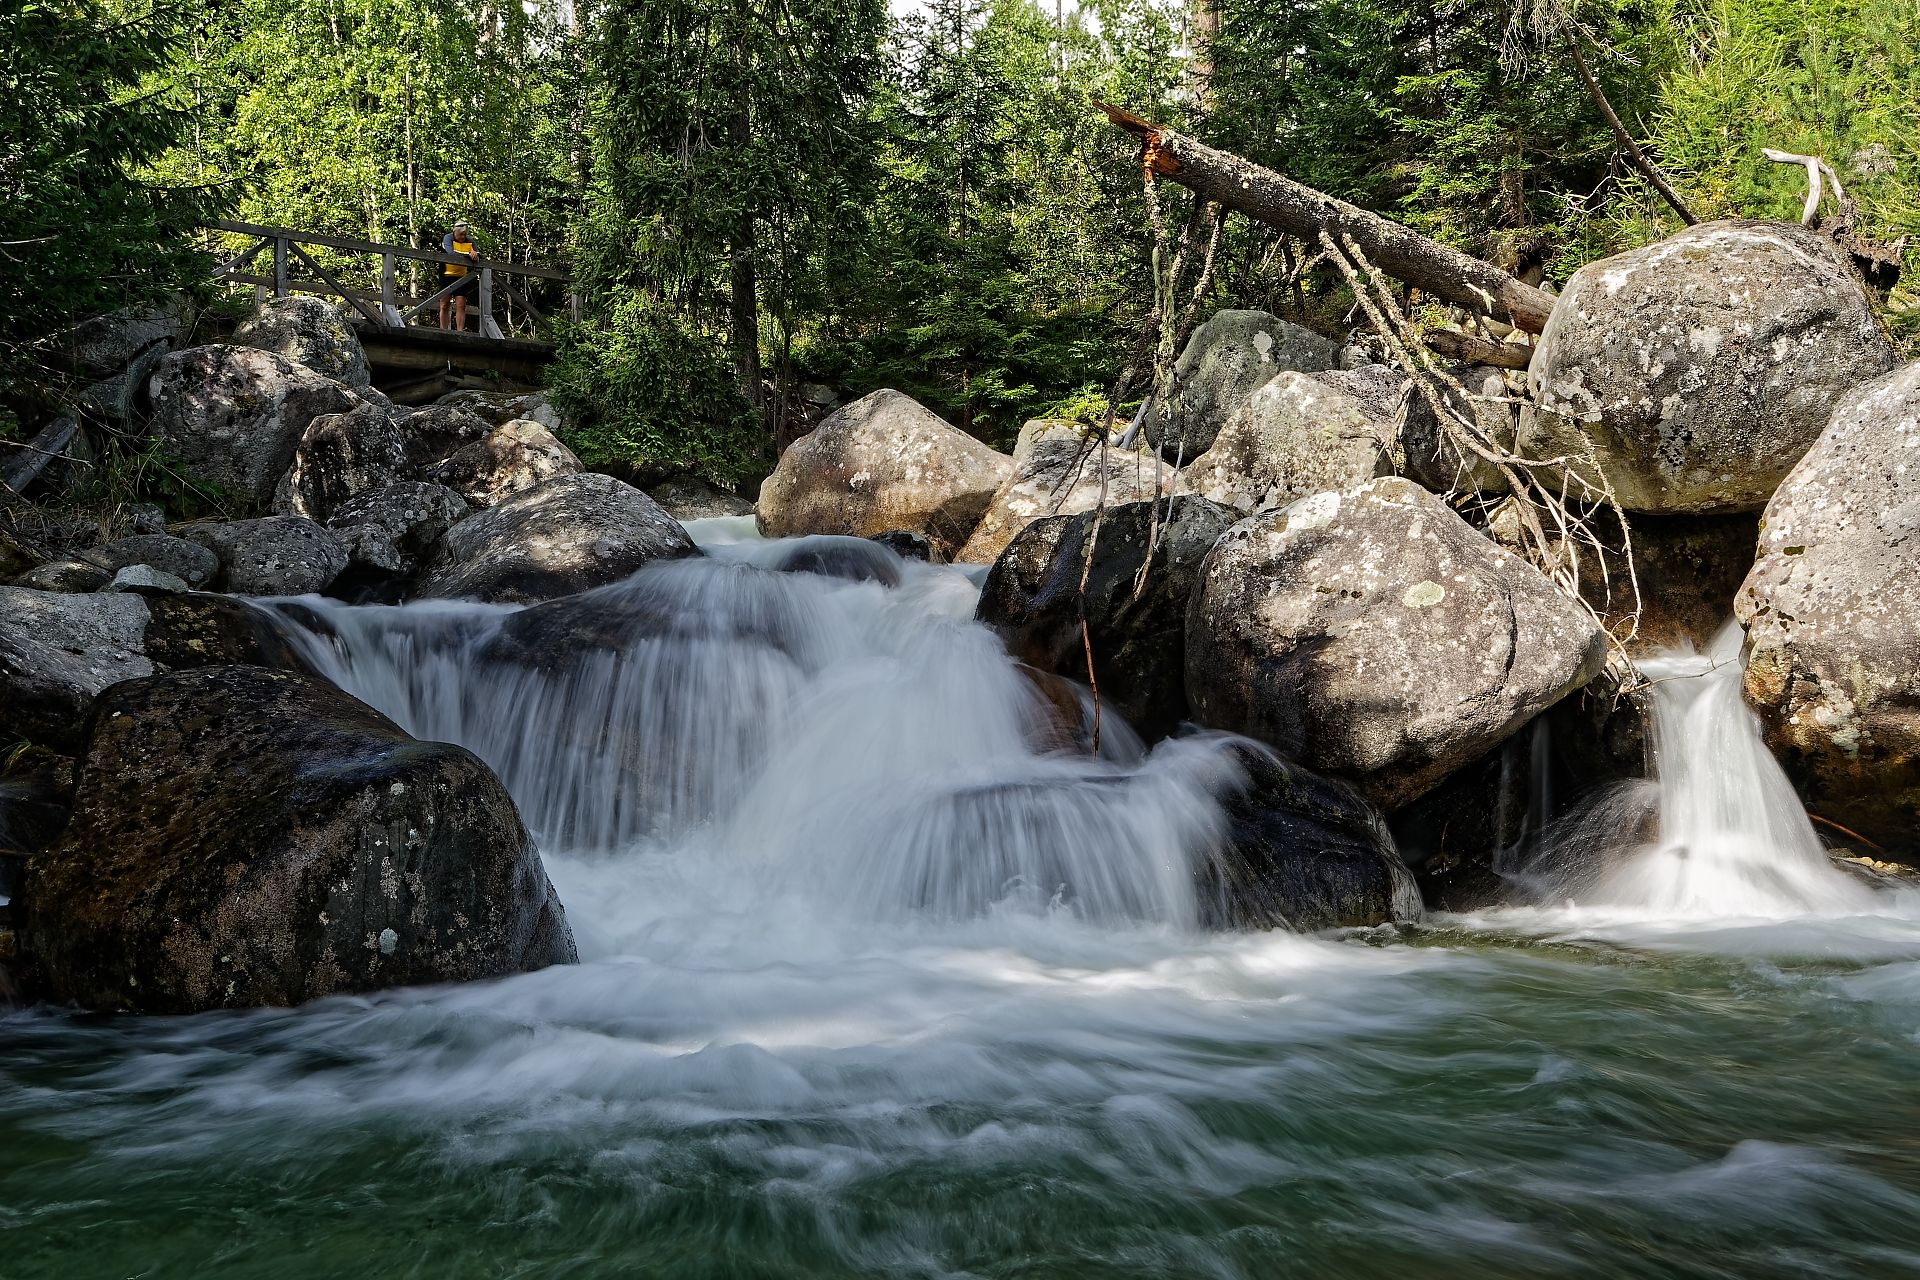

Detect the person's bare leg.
[
  {"left": 439, "top": 296, "right": 450, "bottom": 329},
  {"left": 455, "top": 295, "right": 468, "bottom": 332}
]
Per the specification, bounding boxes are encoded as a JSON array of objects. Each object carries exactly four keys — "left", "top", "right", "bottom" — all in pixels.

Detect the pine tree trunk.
[
  {"left": 1098, "top": 104, "right": 1559, "bottom": 334},
  {"left": 731, "top": 216, "right": 765, "bottom": 420}
]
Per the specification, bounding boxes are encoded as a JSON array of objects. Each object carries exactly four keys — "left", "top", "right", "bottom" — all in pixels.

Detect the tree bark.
[
  {"left": 1424, "top": 328, "right": 1535, "bottom": 370},
  {"left": 1097, "top": 103, "right": 1559, "bottom": 334},
  {"left": 1565, "top": 32, "right": 1696, "bottom": 227}
]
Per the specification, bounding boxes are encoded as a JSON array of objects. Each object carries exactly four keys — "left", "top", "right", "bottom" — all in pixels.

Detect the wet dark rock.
[
  {"left": 775, "top": 535, "right": 902, "bottom": 586},
  {"left": 80, "top": 534, "right": 219, "bottom": 589},
  {"left": 0, "top": 750, "right": 73, "bottom": 858},
  {"left": 417, "top": 472, "right": 697, "bottom": 605},
  {"left": 184, "top": 516, "right": 350, "bottom": 595},
  {"left": 870, "top": 530, "right": 934, "bottom": 562},
  {"left": 1201, "top": 744, "right": 1422, "bottom": 931},
  {"left": 979, "top": 496, "right": 1235, "bottom": 742},
  {"left": 17, "top": 667, "right": 576, "bottom": 1013}
]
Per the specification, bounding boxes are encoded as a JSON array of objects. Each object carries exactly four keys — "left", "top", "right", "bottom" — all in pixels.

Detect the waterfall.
[
  {"left": 1554, "top": 621, "right": 1873, "bottom": 916},
  {"left": 272, "top": 534, "right": 1248, "bottom": 930}
]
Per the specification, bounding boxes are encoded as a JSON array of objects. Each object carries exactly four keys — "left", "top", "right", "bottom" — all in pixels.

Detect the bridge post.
[
  {"left": 272, "top": 235, "right": 288, "bottom": 298},
  {"left": 380, "top": 253, "right": 403, "bottom": 327},
  {"left": 478, "top": 267, "right": 503, "bottom": 340}
]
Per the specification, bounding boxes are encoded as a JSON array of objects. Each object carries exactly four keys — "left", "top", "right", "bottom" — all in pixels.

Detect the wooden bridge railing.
[{"left": 207, "top": 220, "right": 575, "bottom": 342}]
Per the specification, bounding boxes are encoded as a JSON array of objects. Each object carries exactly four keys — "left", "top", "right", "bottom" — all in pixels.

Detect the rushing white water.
[
  {"left": 1545, "top": 621, "right": 1875, "bottom": 917},
  {"left": 275, "top": 530, "right": 1244, "bottom": 929}
]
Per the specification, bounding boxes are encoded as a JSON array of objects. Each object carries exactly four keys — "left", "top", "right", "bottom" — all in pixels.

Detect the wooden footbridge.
[{"left": 207, "top": 221, "right": 573, "bottom": 399}]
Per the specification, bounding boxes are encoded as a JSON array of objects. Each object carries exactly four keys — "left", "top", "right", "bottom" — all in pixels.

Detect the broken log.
[
  {"left": 1423, "top": 328, "right": 1536, "bottom": 371},
  {"left": 1097, "top": 103, "right": 1559, "bottom": 335}
]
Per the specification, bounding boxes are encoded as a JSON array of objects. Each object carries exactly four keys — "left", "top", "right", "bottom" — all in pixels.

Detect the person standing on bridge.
[{"left": 437, "top": 222, "right": 480, "bottom": 331}]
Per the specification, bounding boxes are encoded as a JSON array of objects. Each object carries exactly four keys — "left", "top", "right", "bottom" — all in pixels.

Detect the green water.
[{"left": 5, "top": 911, "right": 1919, "bottom": 1279}]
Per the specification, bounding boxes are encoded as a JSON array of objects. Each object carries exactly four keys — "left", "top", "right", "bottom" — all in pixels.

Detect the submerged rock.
[
  {"left": 1739, "top": 360, "right": 1920, "bottom": 853},
  {"left": 1525, "top": 219, "right": 1897, "bottom": 513},
  {"left": 18, "top": 667, "right": 575, "bottom": 1013},
  {"left": 231, "top": 295, "right": 372, "bottom": 388},
  {"left": 869, "top": 530, "right": 934, "bottom": 562},
  {"left": 774, "top": 535, "right": 903, "bottom": 587},
  {"left": 978, "top": 496, "right": 1235, "bottom": 742},
  {"left": 1151, "top": 310, "right": 1342, "bottom": 457},
  {"left": 1202, "top": 745, "right": 1422, "bottom": 931},
  {"left": 953, "top": 421, "right": 1172, "bottom": 565},
  {"left": 417, "top": 472, "right": 697, "bottom": 604},
  {"left": 756, "top": 389, "right": 1013, "bottom": 558},
  {"left": 1186, "top": 478, "right": 1609, "bottom": 809},
  {"left": 147, "top": 345, "right": 360, "bottom": 505}
]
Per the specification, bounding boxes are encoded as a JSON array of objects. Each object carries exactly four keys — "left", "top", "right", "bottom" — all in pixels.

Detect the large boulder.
[
  {"left": 184, "top": 516, "right": 350, "bottom": 595},
  {"left": 1397, "top": 364, "right": 1520, "bottom": 495},
  {"left": 0, "top": 587, "right": 309, "bottom": 751},
  {"left": 954, "top": 421, "right": 1174, "bottom": 565},
  {"left": 79, "top": 534, "right": 219, "bottom": 590},
  {"left": 1738, "top": 361, "right": 1920, "bottom": 852},
  {"left": 648, "top": 475, "right": 755, "bottom": 521},
  {"left": 1151, "top": 310, "right": 1342, "bottom": 458},
  {"left": 1202, "top": 745, "right": 1422, "bottom": 931},
  {"left": 17, "top": 667, "right": 575, "bottom": 1013},
  {"left": 231, "top": 295, "right": 372, "bottom": 388},
  {"left": 327, "top": 482, "right": 473, "bottom": 590},
  {"left": 1524, "top": 219, "right": 1897, "bottom": 513},
  {"left": 396, "top": 402, "right": 492, "bottom": 468},
  {"left": 978, "top": 496, "right": 1236, "bottom": 741},
  {"left": 1187, "top": 478, "right": 1609, "bottom": 809},
  {"left": 280, "top": 401, "right": 413, "bottom": 522},
  {"left": 756, "top": 389, "right": 1013, "bottom": 559},
  {"left": 433, "top": 389, "right": 565, "bottom": 432},
  {"left": 426, "top": 418, "right": 581, "bottom": 508},
  {"left": 1184, "top": 370, "right": 1395, "bottom": 517},
  {"left": 147, "top": 346, "right": 359, "bottom": 505},
  {"left": 417, "top": 472, "right": 697, "bottom": 604}
]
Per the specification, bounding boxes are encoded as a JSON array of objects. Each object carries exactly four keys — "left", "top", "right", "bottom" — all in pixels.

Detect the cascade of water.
[
  {"left": 273, "top": 540, "right": 1245, "bottom": 930},
  {"left": 1584, "top": 620, "right": 1873, "bottom": 916}
]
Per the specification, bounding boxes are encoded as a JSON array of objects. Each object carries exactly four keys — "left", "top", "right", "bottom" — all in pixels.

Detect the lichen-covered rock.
[
  {"left": 0, "top": 587, "right": 308, "bottom": 751},
  {"left": 327, "top": 481, "right": 473, "bottom": 587},
  {"left": 1201, "top": 744, "right": 1422, "bottom": 931},
  {"left": 281, "top": 402, "right": 413, "bottom": 522},
  {"left": 9, "top": 561, "right": 109, "bottom": 593},
  {"left": 64, "top": 300, "right": 190, "bottom": 382},
  {"left": 397, "top": 402, "right": 492, "bottom": 468},
  {"left": 954, "top": 421, "right": 1174, "bottom": 564},
  {"left": 1150, "top": 310, "right": 1342, "bottom": 457},
  {"left": 1737, "top": 361, "right": 1920, "bottom": 853},
  {"left": 147, "top": 345, "right": 359, "bottom": 504},
  {"left": 1524, "top": 219, "right": 1897, "bottom": 513},
  {"left": 756, "top": 389, "right": 1013, "bottom": 559},
  {"left": 231, "top": 295, "right": 372, "bottom": 388},
  {"left": 1184, "top": 371, "right": 1394, "bottom": 516},
  {"left": 17, "top": 667, "right": 575, "bottom": 1013},
  {"left": 79, "top": 534, "right": 219, "bottom": 589},
  {"left": 978, "top": 496, "right": 1235, "bottom": 742},
  {"left": 104, "top": 565, "right": 189, "bottom": 594},
  {"left": 647, "top": 475, "right": 755, "bottom": 520},
  {"left": 184, "top": 516, "right": 350, "bottom": 595},
  {"left": 433, "top": 389, "right": 565, "bottom": 432},
  {"left": 1398, "top": 364, "right": 1519, "bottom": 495},
  {"left": 426, "top": 418, "right": 581, "bottom": 508},
  {"left": 1186, "top": 478, "right": 1609, "bottom": 809},
  {"left": 417, "top": 472, "right": 697, "bottom": 604}
]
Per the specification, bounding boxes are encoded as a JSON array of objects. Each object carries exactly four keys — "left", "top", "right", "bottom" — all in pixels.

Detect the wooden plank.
[
  {"left": 1, "top": 417, "right": 81, "bottom": 495},
  {"left": 401, "top": 275, "right": 468, "bottom": 323},
  {"left": 289, "top": 241, "right": 386, "bottom": 326},
  {"left": 206, "top": 219, "right": 570, "bottom": 281},
  {"left": 214, "top": 237, "right": 270, "bottom": 279}
]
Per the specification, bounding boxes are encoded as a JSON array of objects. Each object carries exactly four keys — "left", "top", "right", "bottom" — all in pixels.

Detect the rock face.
[
  {"left": 10, "top": 561, "right": 109, "bottom": 593},
  {"left": 647, "top": 475, "right": 755, "bottom": 520},
  {"left": 427, "top": 418, "right": 581, "bottom": 508},
  {"left": 1186, "top": 478, "right": 1609, "bottom": 809},
  {"left": 148, "top": 346, "right": 360, "bottom": 505},
  {"left": 282, "top": 402, "right": 412, "bottom": 522},
  {"left": 978, "top": 496, "right": 1236, "bottom": 741},
  {"left": 0, "top": 587, "right": 309, "bottom": 751},
  {"left": 1184, "top": 371, "right": 1393, "bottom": 516},
  {"left": 1152, "top": 310, "right": 1342, "bottom": 457},
  {"left": 231, "top": 296, "right": 372, "bottom": 388},
  {"left": 954, "top": 422, "right": 1174, "bottom": 564},
  {"left": 1738, "top": 361, "right": 1920, "bottom": 852},
  {"left": 397, "top": 402, "right": 492, "bottom": 467},
  {"left": 1578, "top": 511, "right": 1759, "bottom": 654},
  {"left": 418, "top": 472, "right": 697, "bottom": 604},
  {"left": 328, "top": 482, "right": 472, "bottom": 587},
  {"left": 1398, "top": 364, "right": 1519, "bottom": 495},
  {"left": 1202, "top": 745, "right": 1422, "bottom": 931},
  {"left": 1524, "top": 219, "right": 1897, "bottom": 513},
  {"left": 756, "top": 389, "right": 1013, "bottom": 559},
  {"left": 80, "top": 535, "right": 219, "bottom": 589},
  {"left": 19, "top": 667, "right": 575, "bottom": 1013},
  {"left": 185, "top": 516, "right": 350, "bottom": 595}
]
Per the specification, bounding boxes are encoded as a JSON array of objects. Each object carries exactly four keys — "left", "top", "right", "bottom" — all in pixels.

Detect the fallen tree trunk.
[
  {"left": 1097, "top": 103, "right": 1558, "bottom": 335},
  {"left": 1423, "top": 328, "right": 1536, "bottom": 371}
]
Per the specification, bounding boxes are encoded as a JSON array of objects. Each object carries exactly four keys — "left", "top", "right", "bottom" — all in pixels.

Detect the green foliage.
[
  {"left": 0, "top": 0, "right": 207, "bottom": 415},
  {"left": 546, "top": 291, "right": 765, "bottom": 487}
]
